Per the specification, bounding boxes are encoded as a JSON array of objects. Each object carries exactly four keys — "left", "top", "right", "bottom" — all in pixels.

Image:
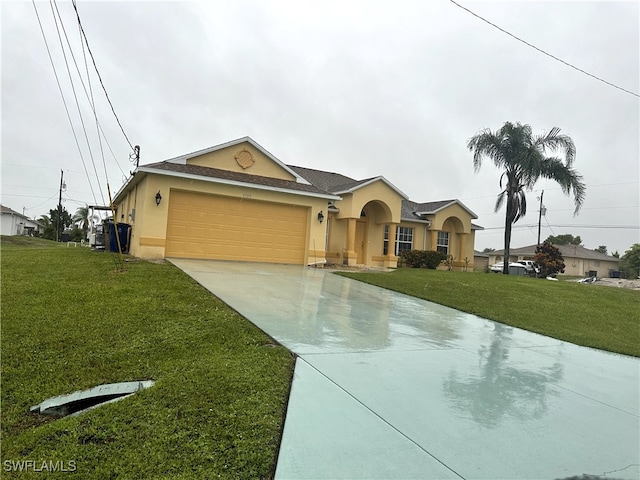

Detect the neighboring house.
[
  {"left": 113, "top": 137, "right": 481, "bottom": 269},
  {"left": 0, "top": 205, "right": 43, "bottom": 236},
  {"left": 473, "top": 250, "right": 490, "bottom": 271},
  {"left": 488, "top": 244, "right": 620, "bottom": 277}
]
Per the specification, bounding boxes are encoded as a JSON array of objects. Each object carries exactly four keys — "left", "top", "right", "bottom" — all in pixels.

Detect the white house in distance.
[{"left": 0, "top": 205, "right": 44, "bottom": 236}]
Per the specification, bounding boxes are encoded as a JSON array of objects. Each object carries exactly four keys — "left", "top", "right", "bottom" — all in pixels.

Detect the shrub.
[
  {"left": 400, "top": 250, "right": 447, "bottom": 269},
  {"left": 534, "top": 241, "right": 565, "bottom": 277}
]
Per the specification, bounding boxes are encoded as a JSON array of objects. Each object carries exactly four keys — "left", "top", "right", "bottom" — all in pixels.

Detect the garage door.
[{"left": 165, "top": 190, "right": 308, "bottom": 264}]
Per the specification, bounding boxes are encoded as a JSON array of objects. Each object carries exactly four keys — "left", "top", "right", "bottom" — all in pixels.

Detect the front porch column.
[
  {"left": 458, "top": 233, "right": 468, "bottom": 261},
  {"left": 430, "top": 230, "right": 439, "bottom": 251},
  {"left": 383, "top": 223, "right": 398, "bottom": 268},
  {"left": 344, "top": 218, "right": 358, "bottom": 266}
]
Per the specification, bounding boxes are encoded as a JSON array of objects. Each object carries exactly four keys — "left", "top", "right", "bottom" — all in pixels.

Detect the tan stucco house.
[
  {"left": 488, "top": 244, "right": 620, "bottom": 277},
  {"left": 113, "top": 137, "right": 481, "bottom": 269}
]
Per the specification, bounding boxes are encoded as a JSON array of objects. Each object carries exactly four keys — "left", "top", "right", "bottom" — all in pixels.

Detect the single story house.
[
  {"left": 0, "top": 205, "right": 43, "bottom": 236},
  {"left": 113, "top": 137, "right": 482, "bottom": 269},
  {"left": 488, "top": 244, "right": 620, "bottom": 277}
]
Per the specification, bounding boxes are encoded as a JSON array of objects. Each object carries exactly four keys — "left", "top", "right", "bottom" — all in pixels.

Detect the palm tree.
[
  {"left": 73, "top": 205, "right": 94, "bottom": 241},
  {"left": 467, "top": 122, "right": 586, "bottom": 274}
]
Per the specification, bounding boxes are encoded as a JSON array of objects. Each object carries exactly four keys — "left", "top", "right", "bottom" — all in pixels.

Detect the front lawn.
[
  {"left": 338, "top": 268, "right": 639, "bottom": 357},
  {"left": 1, "top": 237, "right": 294, "bottom": 479}
]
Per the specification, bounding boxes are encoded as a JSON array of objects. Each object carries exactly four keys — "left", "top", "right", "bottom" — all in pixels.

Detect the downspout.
[{"left": 423, "top": 226, "right": 427, "bottom": 250}]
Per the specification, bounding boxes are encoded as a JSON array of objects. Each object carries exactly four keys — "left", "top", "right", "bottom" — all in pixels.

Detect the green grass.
[
  {"left": 1, "top": 237, "right": 294, "bottom": 479},
  {"left": 337, "top": 268, "right": 640, "bottom": 357}
]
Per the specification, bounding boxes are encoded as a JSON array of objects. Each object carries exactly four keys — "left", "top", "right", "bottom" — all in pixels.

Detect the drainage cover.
[{"left": 30, "top": 380, "right": 155, "bottom": 417}]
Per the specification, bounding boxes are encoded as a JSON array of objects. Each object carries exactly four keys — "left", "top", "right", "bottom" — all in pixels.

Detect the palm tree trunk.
[{"left": 503, "top": 199, "right": 514, "bottom": 275}]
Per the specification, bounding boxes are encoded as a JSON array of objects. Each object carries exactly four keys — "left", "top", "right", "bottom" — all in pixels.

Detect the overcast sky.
[{"left": 2, "top": 0, "right": 639, "bottom": 255}]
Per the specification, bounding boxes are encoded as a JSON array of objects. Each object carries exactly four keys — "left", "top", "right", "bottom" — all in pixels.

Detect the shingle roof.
[
  {"left": 140, "top": 162, "right": 337, "bottom": 198},
  {"left": 287, "top": 165, "right": 363, "bottom": 193},
  {"left": 401, "top": 199, "right": 478, "bottom": 221},
  {"left": 493, "top": 243, "right": 619, "bottom": 261}
]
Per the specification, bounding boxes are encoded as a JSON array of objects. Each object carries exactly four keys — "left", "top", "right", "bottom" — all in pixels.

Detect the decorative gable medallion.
[{"left": 234, "top": 149, "right": 254, "bottom": 169}]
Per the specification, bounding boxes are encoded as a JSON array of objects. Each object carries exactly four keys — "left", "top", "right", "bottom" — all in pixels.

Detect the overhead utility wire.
[
  {"left": 51, "top": 0, "right": 125, "bottom": 183},
  {"left": 71, "top": 0, "right": 135, "bottom": 151},
  {"left": 449, "top": 0, "right": 640, "bottom": 98},
  {"left": 50, "top": 0, "right": 102, "bottom": 205},
  {"left": 31, "top": 0, "right": 97, "bottom": 210}
]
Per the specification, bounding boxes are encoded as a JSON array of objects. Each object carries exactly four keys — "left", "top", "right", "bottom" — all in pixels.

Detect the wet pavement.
[{"left": 169, "top": 259, "right": 640, "bottom": 480}]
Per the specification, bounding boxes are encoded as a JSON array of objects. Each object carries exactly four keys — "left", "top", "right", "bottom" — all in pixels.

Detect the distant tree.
[
  {"left": 534, "top": 241, "right": 565, "bottom": 278},
  {"left": 38, "top": 215, "right": 56, "bottom": 240},
  {"left": 468, "top": 121, "right": 585, "bottom": 274},
  {"left": 482, "top": 247, "right": 496, "bottom": 253},
  {"left": 619, "top": 244, "right": 640, "bottom": 279},
  {"left": 594, "top": 246, "right": 607, "bottom": 255},
  {"left": 612, "top": 251, "right": 620, "bottom": 258},
  {"left": 73, "top": 205, "right": 96, "bottom": 240},
  {"left": 48, "top": 207, "right": 73, "bottom": 241},
  {"left": 545, "top": 234, "right": 582, "bottom": 245}
]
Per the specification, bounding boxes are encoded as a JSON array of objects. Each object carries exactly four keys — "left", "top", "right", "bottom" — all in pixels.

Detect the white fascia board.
[
  {"left": 333, "top": 176, "right": 409, "bottom": 199},
  {"left": 163, "top": 137, "right": 312, "bottom": 185},
  {"left": 401, "top": 216, "right": 432, "bottom": 225},
  {"left": 138, "top": 167, "right": 341, "bottom": 201}
]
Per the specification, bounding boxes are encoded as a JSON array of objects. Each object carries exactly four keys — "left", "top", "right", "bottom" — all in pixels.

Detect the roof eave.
[
  {"left": 333, "top": 176, "right": 409, "bottom": 199},
  {"left": 136, "top": 167, "right": 341, "bottom": 201}
]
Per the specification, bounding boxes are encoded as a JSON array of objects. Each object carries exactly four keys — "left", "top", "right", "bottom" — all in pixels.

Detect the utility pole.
[
  {"left": 57, "top": 169, "right": 64, "bottom": 242},
  {"left": 537, "top": 190, "right": 545, "bottom": 248}
]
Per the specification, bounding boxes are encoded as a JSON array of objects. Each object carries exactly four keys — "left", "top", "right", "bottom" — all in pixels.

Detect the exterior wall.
[
  {"left": 399, "top": 220, "right": 476, "bottom": 271},
  {"left": 325, "top": 212, "right": 348, "bottom": 265},
  {"left": 118, "top": 174, "right": 327, "bottom": 264},
  {"left": 335, "top": 181, "right": 402, "bottom": 223},
  {"left": 562, "top": 258, "right": 620, "bottom": 277},
  {"left": 1, "top": 212, "right": 42, "bottom": 236},
  {"left": 186, "top": 144, "right": 297, "bottom": 181}
]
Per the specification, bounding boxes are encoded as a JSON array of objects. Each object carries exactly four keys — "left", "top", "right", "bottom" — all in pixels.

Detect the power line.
[
  {"left": 49, "top": 0, "right": 101, "bottom": 205},
  {"left": 449, "top": 0, "right": 640, "bottom": 98},
  {"left": 71, "top": 0, "right": 135, "bottom": 151},
  {"left": 480, "top": 224, "right": 639, "bottom": 231},
  {"left": 31, "top": 0, "right": 93, "bottom": 208}
]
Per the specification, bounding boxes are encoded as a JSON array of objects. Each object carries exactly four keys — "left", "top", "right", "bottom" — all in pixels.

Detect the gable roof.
[
  {"left": 288, "top": 165, "right": 408, "bottom": 199},
  {"left": 401, "top": 199, "right": 478, "bottom": 222},
  {"left": 1, "top": 205, "right": 30, "bottom": 220},
  {"left": 135, "top": 162, "right": 340, "bottom": 200},
  {"left": 492, "top": 243, "right": 619, "bottom": 262},
  {"left": 164, "top": 137, "right": 311, "bottom": 185}
]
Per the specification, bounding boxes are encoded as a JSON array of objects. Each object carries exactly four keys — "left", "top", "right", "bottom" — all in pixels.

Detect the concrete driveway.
[{"left": 169, "top": 259, "right": 640, "bottom": 480}]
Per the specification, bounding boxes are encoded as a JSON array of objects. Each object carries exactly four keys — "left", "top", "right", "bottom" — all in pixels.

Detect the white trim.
[
  {"left": 333, "top": 176, "right": 409, "bottom": 199},
  {"left": 137, "top": 167, "right": 341, "bottom": 201},
  {"left": 163, "top": 137, "right": 312, "bottom": 185}
]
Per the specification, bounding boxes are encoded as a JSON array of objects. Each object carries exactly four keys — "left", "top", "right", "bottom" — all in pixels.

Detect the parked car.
[
  {"left": 490, "top": 262, "right": 505, "bottom": 273},
  {"left": 517, "top": 260, "right": 538, "bottom": 273},
  {"left": 489, "top": 262, "right": 529, "bottom": 274}
]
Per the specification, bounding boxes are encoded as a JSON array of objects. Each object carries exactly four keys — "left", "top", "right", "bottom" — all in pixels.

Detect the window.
[
  {"left": 437, "top": 231, "right": 449, "bottom": 254},
  {"left": 384, "top": 225, "right": 414, "bottom": 255},
  {"left": 396, "top": 227, "right": 414, "bottom": 255},
  {"left": 383, "top": 225, "right": 389, "bottom": 255}
]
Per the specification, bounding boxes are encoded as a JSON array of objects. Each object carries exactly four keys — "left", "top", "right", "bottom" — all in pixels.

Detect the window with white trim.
[
  {"left": 383, "top": 225, "right": 389, "bottom": 255},
  {"left": 437, "top": 231, "right": 449, "bottom": 255},
  {"left": 396, "top": 226, "right": 414, "bottom": 255}
]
